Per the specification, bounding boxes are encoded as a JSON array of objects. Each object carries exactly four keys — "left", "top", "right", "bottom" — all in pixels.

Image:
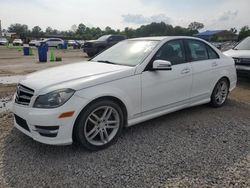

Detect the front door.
[{"left": 141, "top": 39, "right": 193, "bottom": 112}]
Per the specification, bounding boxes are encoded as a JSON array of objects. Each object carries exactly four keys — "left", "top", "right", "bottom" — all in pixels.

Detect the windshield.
[
  {"left": 234, "top": 37, "right": 250, "bottom": 50},
  {"left": 97, "top": 35, "right": 110, "bottom": 41},
  {"left": 91, "top": 40, "right": 159, "bottom": 66}
]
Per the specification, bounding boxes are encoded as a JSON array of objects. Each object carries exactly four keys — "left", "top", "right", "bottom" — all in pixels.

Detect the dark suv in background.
[{"left": 83, "top": 35, "right": 126, "bottom": 57}]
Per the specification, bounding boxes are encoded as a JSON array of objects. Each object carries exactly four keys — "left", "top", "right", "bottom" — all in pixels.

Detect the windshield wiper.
[{"left": 97, "top": 60, "right": 116, "bottom": 64}]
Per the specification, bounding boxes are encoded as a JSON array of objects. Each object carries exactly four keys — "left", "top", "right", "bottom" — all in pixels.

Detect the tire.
[
  {"left": 210, "top": 78, "right": 229, "bottom": 107},
  {"left": 87, "top": 52, "right": 95, "bottom": 57},
  {"left": 74, "top": 99, "right": 124, "bottom": 151}
]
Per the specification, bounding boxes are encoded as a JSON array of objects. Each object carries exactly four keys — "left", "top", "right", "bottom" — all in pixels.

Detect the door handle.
[
  {"left": 212, "top": 62, "right": 218, "bottom": 67},
  {"left": 181, "top": 68, "right": 191, "bottom": 74}
]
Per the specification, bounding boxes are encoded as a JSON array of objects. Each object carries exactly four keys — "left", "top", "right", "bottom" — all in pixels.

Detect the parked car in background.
[
  {"left": 29, "top": 40, "right": 41, "bottom": 46},
  {"left": 68, "top": 40, "right": 77, "bottom": 46},
  {"left": 68, "top": 40, "right": 81, "bottom": 48},
  {"left": 13, "top": 39, "right": 23, "bottom": 46},
  {"left": 224, "top": 36, "right": 250, "bottom": 77},
  {"left": 0, "top": 38, "right": 9, "bottom": 46},
  {"left": 211, "top": 42, "right": 223, "bottom": 50},
  {"left": 77, "top": 40, "right": 85, "bottom": 48},
  {"left": 36, "top": 38, "right": 64, "bottom": 48},
  {"left": 12, "top": 36, "right": 236, "bottom": 151},
  {"left": 83, "top": 34, "right": 126, "bottom": 57}
]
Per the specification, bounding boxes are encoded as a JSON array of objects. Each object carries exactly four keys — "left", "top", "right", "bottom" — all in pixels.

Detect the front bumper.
[
  {"left": 83, "top": 47, "right": 97, "bottom": 54},
  {"left": 236, "top": 65, "right": 250, "bottom": 77},
  {"left": 12, "top": 94, "right": 89, "bottom": 145}
]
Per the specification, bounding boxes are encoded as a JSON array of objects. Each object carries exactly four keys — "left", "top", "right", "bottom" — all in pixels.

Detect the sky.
[{"left": 0, "top": 0, "right": 249, "bottom": 32}]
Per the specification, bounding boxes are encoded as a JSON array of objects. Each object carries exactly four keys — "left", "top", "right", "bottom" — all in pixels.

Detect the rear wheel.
[
  {"left": 210, "top": 78, "right": 229, "bottom": 107},
  {"left": 74, "top": 100, "right": 124, "bottom": 151}
]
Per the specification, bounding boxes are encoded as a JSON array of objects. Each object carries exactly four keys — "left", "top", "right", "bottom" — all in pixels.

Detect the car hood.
[
  {"left": 87, "top": 40, "right": 97, "bottom": 43},
  {"left": 85, "top": 40, "right": 105, "bottom": 44},
  {"left": 223, "top": 49, "right": 250, "bottom": 58},
  {"left": 20, "top": 61, "right": 134, "bottom": 95}
]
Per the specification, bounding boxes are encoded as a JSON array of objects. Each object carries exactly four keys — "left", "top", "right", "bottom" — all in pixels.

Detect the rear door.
[{"left": 185, "top": 39, "right": 220, "bottom": 100}]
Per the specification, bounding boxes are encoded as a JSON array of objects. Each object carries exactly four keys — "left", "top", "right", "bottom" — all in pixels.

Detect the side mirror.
[{"left": 152, "top": 60, "right": 172, "bottom": 71}]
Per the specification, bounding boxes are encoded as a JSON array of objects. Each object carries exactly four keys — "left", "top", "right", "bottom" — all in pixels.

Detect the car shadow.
[{"left": 1, "top": 99, "right": 250, "bottom": 187}]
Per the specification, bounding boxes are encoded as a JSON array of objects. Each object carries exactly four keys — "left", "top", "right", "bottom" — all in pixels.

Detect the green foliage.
[
  {"left": 230, "top": 27, "right": 237, "bottom": 34},
  {"left": 238, "top": 26, "right": 250, "bottom": 41},
  {"left": 210, "top": 35, "right": 219, "bottom": 42},
  {"left": 8, "top": 23, "right": 29, "bottom": 38},
  {"left": 31, "top": 26, "right": 43, "bottom": 37},
  {"left": 45, "top": 27, "right": 53, "bottom": 34},
  {"left": 188, "top": 22, "right": 204, "bottom": 31},
  {"left": 76, "top": 23, "right": 86, "bottom": 35},
  {"left": 7, "top": 22, "right": 204, "bottom": 40}
]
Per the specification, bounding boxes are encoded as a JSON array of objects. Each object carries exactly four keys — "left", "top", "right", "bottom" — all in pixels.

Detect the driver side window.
[{"left": 155, "top": 40, "right": 186, "bottom": 65}]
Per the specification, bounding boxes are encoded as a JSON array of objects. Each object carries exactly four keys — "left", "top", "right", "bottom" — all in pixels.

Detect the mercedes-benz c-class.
[{"left": 12, "top": 36, "right": 237, "bottom": 150}]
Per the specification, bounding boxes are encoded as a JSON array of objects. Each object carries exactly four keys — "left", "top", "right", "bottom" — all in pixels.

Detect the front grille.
[
  {"left": 84, "top": 42, "right": 92, "bottom": 48},
  {"left": 14, "top": 114, "right": 30, "bottom": 132},
  {"left": 15, "top": 84, "right": 34, "bottom": 106},
  {"left": 233, "top": 58, "right": 250, "bottom": 66}
]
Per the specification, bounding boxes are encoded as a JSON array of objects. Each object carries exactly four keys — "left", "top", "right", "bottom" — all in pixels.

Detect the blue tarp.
[{"left": 194, "top": 30, "right": 225, "bottom": 40}]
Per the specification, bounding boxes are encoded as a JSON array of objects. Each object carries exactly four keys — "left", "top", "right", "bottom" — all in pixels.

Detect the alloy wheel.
[
  {"left": 214, "top": 80, "right": 228, "bottom": 105},
  {"left": 84, "top": 106, "right": 120, "bottom": 146}
]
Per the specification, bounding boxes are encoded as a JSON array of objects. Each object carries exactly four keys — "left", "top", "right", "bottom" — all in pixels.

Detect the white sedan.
[
  {"left": 12, "top": 39, "right": 23, "bottom": 46},
  {"left": 29, "top": 40, "right": 41, "bottom": 46},
  {"left": 12, "top": 36, "right": 237, "bottom": 150}
]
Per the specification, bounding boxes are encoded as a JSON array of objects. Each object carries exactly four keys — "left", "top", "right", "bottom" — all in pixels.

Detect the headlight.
[{"left": 33, "top": 89, "right": 75, "bottom": 108}]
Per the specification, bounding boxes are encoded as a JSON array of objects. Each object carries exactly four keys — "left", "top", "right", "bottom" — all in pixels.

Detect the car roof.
[
  {"left": 102, "top": 34, "right": 125, "bottom": 37},
  {"left": 128, "top": 36, "right": 203, "bottom": 41},
  {"left": 45, "top": 38, "right": 62, "bottom": 40}
]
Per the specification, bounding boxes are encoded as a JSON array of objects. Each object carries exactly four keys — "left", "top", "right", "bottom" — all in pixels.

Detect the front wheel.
[
  {"left": 210, "top": 78, "right": 229, "bottom": 107},
  {"left": 74, "top": 100, "right": 124, "bottom": 151},
  {"left": 87, "top": 52, "right": 95, "bottom": 57}
]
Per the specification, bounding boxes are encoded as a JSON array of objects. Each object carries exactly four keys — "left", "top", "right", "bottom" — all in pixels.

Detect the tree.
[
  {"left": 104, "top": 26, "right": 116, "bottom": 34},
  {"left": 45, "top": 27, "right": 60, "bottom": 35},
  {"left": 31, "top": 26, "right": 42, "bottom": 37},
  {"left": 45, "top": 27, "right": 53, "bottom": 34},
  {"left": 122, "top": 27, "right": 135, "bottom": 38},
  {"left": 8, "top": 23, "right": 29, "bottom": 38},
  {"left": 230, "top": 27, "right": 237, "bottom": 34},
  {"left": 7, "top": 21, "right": 202, "bottom": 40},
  {"left": 188, "top": 22, "right": 204, "bottom": 31},
  {"left": 238, "top": 26, "right": 250, "bottom": 41},
  {"left": 77, "top": 23, "right": 86, "bottom": 35}
]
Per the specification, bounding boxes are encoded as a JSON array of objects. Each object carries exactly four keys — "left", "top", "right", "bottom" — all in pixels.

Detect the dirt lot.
[
  {"left": 0, "top": 47, "right": 249, "bottom": 187},
  {"left": 0, "top": 46, "right": 89, "bottom": 75}
]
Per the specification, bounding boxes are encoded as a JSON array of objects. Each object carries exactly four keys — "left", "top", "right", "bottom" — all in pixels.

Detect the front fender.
[{"left": 74, "top": 74, "right": 141, "bottom": 120}]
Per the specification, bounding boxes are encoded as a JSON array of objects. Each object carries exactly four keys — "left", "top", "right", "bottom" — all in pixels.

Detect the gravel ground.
[{"left": 0, "top": 99, "right": 249, "bottom": 188}]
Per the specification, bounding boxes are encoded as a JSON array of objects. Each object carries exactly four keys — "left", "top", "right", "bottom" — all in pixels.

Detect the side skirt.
[{"left": 127, "top": 97, "right": 210, "bottom": 127}]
